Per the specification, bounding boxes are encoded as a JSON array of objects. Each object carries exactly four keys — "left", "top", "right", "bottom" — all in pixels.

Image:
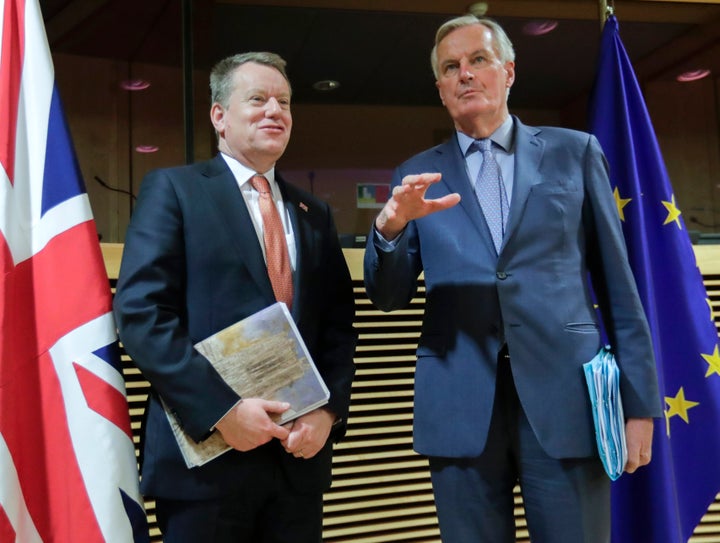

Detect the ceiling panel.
[{"left": 40, "top": 0, "right": 720, "bottom": 110}]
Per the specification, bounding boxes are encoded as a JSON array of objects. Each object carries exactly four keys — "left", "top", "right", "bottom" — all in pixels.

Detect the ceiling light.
[
  {"left": 676, "top": 69, "right": 711, "bottom": 83},
  {"left": 523, "top": 20, "right": 559, "bottom": 36},
  {"left": 135, "top": 145, "right": 159, "bottom": 153},
  {"left": 120, "top": 79, "right": 151, "bottom": 91},
  {"left": 313, "top": 80, "right": 340, "bottom": 91}
]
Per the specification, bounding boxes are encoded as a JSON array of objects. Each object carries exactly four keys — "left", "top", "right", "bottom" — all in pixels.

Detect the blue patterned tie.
[{"left": 474, "top": 138, "right": 509, "bottom": 253}]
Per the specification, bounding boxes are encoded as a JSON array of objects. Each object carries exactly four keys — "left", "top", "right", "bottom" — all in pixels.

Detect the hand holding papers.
[
  {"left": 164, "top": 302, "right": 329, "bottom": 468},
  {"left": 583, "top": 346, "right": 627, "bottom": 480}
]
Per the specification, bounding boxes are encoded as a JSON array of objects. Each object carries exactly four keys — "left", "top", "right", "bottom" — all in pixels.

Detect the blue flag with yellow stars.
[{"left": 588, "top": 13, "right": 720, "bottom": 543}]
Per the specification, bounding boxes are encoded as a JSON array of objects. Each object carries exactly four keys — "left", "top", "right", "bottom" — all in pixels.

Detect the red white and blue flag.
[{"left": 0, "top": 0, "right": 148, "bottom": 541}]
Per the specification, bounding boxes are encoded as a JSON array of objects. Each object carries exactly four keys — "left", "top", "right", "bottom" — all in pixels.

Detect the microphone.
[{"left": 94, "top": 175, "right": 136, "bottom": 201}]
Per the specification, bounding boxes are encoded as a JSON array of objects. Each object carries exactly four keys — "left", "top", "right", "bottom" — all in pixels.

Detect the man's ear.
[
  {"left": 210, "top": 103, "right": 225, "bottom": 134},
  {"left": 504, "top": 61, "right": 516, "bottom": 88}
]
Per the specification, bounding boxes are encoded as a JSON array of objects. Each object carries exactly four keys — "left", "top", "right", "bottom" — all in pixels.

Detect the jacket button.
[{"left": 496, "top": 271, "right": 508, "bottom": 280}]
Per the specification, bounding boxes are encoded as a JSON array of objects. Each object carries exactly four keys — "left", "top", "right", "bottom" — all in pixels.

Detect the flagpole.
[{"left": 598, "top": 0, "right": 613, "bottom": 28}]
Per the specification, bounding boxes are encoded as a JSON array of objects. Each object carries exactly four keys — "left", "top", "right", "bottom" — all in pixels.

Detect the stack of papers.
[{"left": 583, "top": 346, "right": 627, "bottom": 480}]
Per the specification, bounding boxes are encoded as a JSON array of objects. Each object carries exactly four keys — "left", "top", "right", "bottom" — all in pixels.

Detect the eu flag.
[{"left": 588, "top": 14, "right": 720, "bottom": 543}]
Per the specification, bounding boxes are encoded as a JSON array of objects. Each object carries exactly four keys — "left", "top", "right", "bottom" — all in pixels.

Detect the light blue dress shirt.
[{"left": 456, "top": 115, "right": 515, "bottom": 208}]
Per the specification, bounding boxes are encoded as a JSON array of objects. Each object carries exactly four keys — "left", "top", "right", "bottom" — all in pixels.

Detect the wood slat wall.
[{"left": 102, "top": 244, "right": 720, "bottom": 543}]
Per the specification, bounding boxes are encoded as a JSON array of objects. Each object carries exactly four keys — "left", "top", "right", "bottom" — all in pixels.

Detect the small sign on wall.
[{"left": 357, "top": 183, "right": 390, "bottom": 209}]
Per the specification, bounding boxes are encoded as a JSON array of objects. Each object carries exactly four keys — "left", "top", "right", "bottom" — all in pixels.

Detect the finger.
[
  {"left": 281, "top": 420, "right": 295, "bottom": 430},
  {"left": 639, "top": 451, "right": 651, "bottom": 465},
  {"left": 282, "top": 430, "right": 303, "bottom": 452},
  {"left": 269, "top": 424, "right": 291, "bottom": 441},
  {"left": 261, "top": 401, "right": 291, "bottom": 414},
  {"left": 401, "top": 172, "right": 442, "bottom": 186},
  {"left": 392, "top": 185, "right": 407, "bottom": 197},
  {"left": 624, "top": 449, "right": 642, "bottom": 473},
  {"left": 427, "top": 193, "right": 461, "bottom": 211}
]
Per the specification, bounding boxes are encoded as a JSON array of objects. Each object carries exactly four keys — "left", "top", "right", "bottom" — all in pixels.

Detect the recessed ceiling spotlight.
[
  {"left": 676, "top": 69, "right": 711, "bottom": 83},
  {"left": 313, "top": 79, "right": 340, "bottom": 91},
  {"left": 523, "top": 20, "right": 559, "bottom": 36},
  {"left": 120, "top": 79, "right": 151, "bottom": 91},
  {"left": 135, "top": 145, "right": 159, "bottom": 153}
]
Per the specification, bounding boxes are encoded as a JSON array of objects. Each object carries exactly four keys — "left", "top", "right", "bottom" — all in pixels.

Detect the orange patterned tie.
[{"left": 250, "top": 175, "right": 294, "bottom": 309}]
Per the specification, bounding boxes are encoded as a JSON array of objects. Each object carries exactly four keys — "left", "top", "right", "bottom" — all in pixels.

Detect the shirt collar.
[
  {"left": 457, "top": 115, "right": 514, "bottom": 156},
  {"left": 220, "top": 152, "right": 276, "bottom": 186}
]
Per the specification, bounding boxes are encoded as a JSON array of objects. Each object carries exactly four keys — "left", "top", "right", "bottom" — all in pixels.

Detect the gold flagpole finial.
[{"left": 598, "top": 0, "right": 615, "bottom": 29}]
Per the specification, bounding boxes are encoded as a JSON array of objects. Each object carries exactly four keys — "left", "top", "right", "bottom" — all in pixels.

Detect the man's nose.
[
  {"left": 265, "top": 97, "right": 282, "bottom": 115},
  {"left": 458, "top": 61, "right": 474, "bottom": 81}
]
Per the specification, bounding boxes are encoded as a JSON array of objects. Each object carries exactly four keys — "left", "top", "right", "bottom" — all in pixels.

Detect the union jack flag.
[{"left": 0, "top": 0, "right": 148, "bottom": 541}]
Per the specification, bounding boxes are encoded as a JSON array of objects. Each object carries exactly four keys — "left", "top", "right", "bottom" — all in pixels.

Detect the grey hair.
[
  {"left": 430, "top": 15, "right": 516, "bottom": 80},
  {"left": 210, "top": 52, "right": 291, "bottom": 107}
]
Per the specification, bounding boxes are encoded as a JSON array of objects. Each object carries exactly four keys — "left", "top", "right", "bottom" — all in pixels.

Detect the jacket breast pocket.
[
  {"left": 531, "top": 179, "right": 578, "bottom": 195},
  {"left": 525, "top": 180, "right": 582, "bottom": 226}
]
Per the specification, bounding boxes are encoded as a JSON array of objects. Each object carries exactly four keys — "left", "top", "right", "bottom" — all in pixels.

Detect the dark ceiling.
[{"left": 39, "top": 0, "right": 720, "bottom": 110}]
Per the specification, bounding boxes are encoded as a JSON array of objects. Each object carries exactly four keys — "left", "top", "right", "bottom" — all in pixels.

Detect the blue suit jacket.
[
  {"left": 114, "top": 155, "right": 357, "bottom": 499},
  {"left": 364, "top": 117, "right": 661, "bottom": 459}
]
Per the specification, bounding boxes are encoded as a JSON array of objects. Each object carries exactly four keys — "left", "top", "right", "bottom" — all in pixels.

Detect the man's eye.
[
  {"left": 279, "top": 99, "right": 291, "bottom": 109},
  {"left": 443, "top": 64, "right": 458, "bottom": 74},
  {"left": 472, "top": 56, "right": 486, "bottom": 64},
  {"left": 249, "top": 96, "right": 266, "bottom": 104}
]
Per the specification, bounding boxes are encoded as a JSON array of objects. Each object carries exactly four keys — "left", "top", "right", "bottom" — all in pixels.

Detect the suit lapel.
[
  {"left": 433, "top": 136, "right": 496, "bottom": 254},
  {"left": 199, "top": 155, "right": 274, "bottom": 299},
  {"left": 502, "top": 118, "right": 544, "bottom": 251}
]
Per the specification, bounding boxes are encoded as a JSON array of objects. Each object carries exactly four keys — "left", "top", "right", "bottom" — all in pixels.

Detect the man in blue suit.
[
  {"left": 364, "top": 15, "right": 661, "bottom": 542},
  {"left": 114, "top": 52, "right": 356, "bottom": 543}
]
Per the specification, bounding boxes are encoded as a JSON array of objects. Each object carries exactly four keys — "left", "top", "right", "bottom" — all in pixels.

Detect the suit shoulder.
[
  {"left": 138, "top": 159, "right": 220, "bottom": 189},
  {"left": 142, "top": 159, "right": 214, "bottom": 183},
  {"left": 535, "top": 126, "right": 597, "bottom": 148},
  {"left": 534, "top": 125, "right": 594, "bottom": 145},
  {"left": 147, "top": 160, "right": 216, "bottom": 177},
  {"left": 398, "top": 141, "right": 452, "bottom": 170},
  {"left": 529, "top": 125, "right": 602, "bottom": 156}
]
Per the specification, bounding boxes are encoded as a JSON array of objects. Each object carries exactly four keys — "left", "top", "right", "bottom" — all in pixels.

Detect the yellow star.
[
  {"left": 665, "top": 387, "right": 699, "bottom": 427},
  {"left": 662, "top": 194, "right": 682, "bottom": 229},
  {"left": 702, "top": 345, "right": 720, "bottom": 377},
  {"left": 613, "top": 187, "right": 632, "bottom": 222}
]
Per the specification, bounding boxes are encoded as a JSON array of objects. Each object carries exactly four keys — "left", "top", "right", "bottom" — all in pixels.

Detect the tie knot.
[
  {"left": 476, "top": 138, "right": 492, "bottom": 153},
  {"left": 250, "top": 175, "right": 271, "bottom": 196}
]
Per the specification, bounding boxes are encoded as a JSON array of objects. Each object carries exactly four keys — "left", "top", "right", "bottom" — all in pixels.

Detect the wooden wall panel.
[
  {"left": 645, "top": 78, "right": 720, "bottom": 233},
  {"left": 103, "top": 244, "right": 720, "bottom": 542}
]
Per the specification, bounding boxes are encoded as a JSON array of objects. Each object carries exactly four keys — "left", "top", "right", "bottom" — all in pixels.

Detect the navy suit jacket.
[
  {"left": 114, "top": 155, "right": 357, "bottom": 499},
  {"left": 364, "top": 117, "right": 661, "bottom": 459}
]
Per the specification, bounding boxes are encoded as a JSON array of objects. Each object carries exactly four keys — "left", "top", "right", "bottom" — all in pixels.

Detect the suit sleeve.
[
  {"left": 113, "top": 169, "right": 240, "bottom": 442},
  {"left": 582, "top": 135, "right": 662, "bottom": 418},
  {"left": 363, "top": 168, "right": 424, "bottom": 312}
]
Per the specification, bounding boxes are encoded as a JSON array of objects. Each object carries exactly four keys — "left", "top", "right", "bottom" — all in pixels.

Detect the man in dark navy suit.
[
  {"left": 364, "top": 15, "right": 661, "bottom": 542},
  {"left": 114, "top": 52, "right": 356, "bottom": 543}
]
